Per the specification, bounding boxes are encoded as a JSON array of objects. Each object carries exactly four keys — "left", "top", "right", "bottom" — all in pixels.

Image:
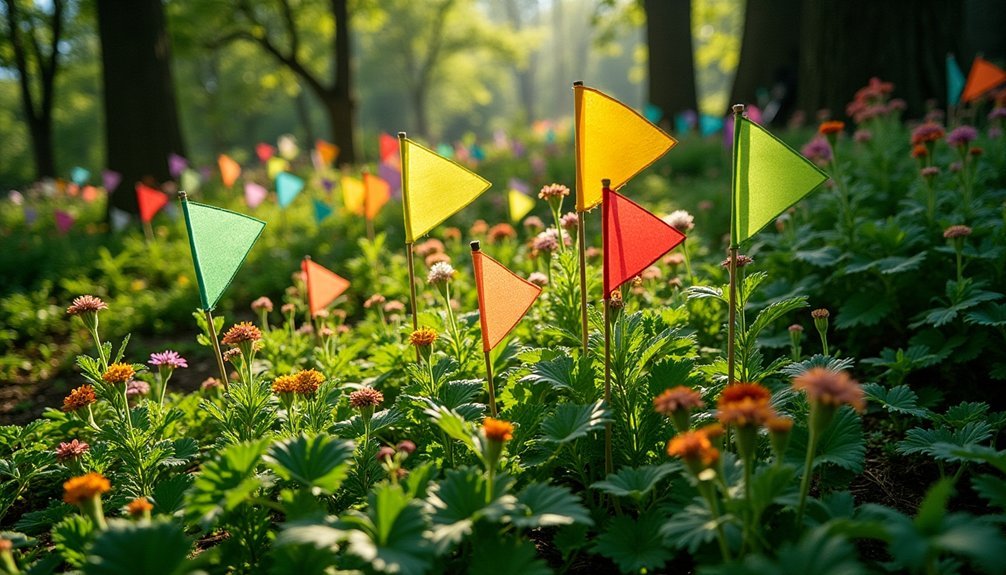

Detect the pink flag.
[
  {"left": 55, "top": 210, "right": 75, "bottom": 234},
  {"left": 245, "top": 182, "right": 268, "bottom": 208}
]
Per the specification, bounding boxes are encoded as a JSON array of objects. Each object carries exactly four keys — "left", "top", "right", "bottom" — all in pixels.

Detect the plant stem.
[
  {"left": 699, "top": 481, "right": 732, "bottom": 561},
  {"left": 795, "top": 422, "right": 819, "bottom": 527}
]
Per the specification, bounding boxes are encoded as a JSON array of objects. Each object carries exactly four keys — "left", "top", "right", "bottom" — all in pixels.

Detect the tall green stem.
[{"left": 795, "top": 422, "right": 819, "bottom": 526}]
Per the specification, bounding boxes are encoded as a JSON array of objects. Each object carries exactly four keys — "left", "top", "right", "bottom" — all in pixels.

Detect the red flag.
[
  {"left": 136, "top": 183, "right": 169, "bottom": 224},
  {"left": 379, "top": 133, "right": 399, "bottom": 164},
  {"left": 961, "top": 56, "right": 1006, "bottom": 103},
  {"left": 602, "top": 186, "right": 685, "bottom": 297},
  {"left": 472, "top": 246, "right": 541, "bottom": 352},
  {"left": 302, "top": 257, "right": 350, "bottom": 317},
  {"left": 256, "top": 142, "right": 276, "bottom": 164}
]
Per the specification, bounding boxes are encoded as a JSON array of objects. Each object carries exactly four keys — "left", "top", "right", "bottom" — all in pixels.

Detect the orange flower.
[
  {"left": 125, "top": 497, "right": 153, "bottom": 517},
  {"left": 102, "top": 363, "right": 135, "bottom": 385},
  {"left": 63, "top": 472, "right": 111, "bottom": 505},
  {"left": 653, "top": 386, "right": 705, "bottom": 416},
  {"left": 62, "top": 385, "right": 97, "bottom": 412},
  {"left": 819, "top": 121, "right": 845, "bottom": 135},
  {"left": 765, "top": 416, "right": 794, "bottom": 433},
  {"left": 295, "top": 369, "right": 325, "bottom": 394},
  {"left": 911, "top": 144, "right": 928, "bottom": 159},
  {"left": 666, "top": 430, "right": 720, "bottom": 470},
  {"left": 483, "top": 418, "right": 514, "bottom": 442},
  {"left": 271, "top": 375, "right": 299, "bottom": 395},
  {"left": 792, "top": 368, "right": 864, "bottom": 412},
  {"left": 408, "top": 327, "right": 438, "bottom": 347},
  {"left": 717, "top": 383, "right": 771, "bottom": 407},
  {"left": 221, "top": 322, "right": 262, "bottom": 346},
  {"left": 717, "top": 383, "right": 774, "bottom": 428}
]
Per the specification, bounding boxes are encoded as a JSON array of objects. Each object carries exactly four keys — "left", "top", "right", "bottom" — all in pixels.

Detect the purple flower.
[
  {"left": 947, "top": 125, "right": 978, "bottom": 148},
  {"left": 149, "top": 350, "right": 188, "bottom": 369},
  {"left": 988, "top": 107, "right": 1006, "bottom": 120},
  {"left": 801, "top": 137, "right": 832, "bottom": 164}
]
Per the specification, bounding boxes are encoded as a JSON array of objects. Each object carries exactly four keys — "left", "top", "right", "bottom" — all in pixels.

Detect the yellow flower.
[
  {"left": 63, "top": 472, "right": 111, "bottom": 505},
  {"left": 102, "top": 363, "right": 135, "bottom": 385}
]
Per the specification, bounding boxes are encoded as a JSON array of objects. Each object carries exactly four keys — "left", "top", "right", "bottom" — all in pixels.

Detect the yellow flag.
[
  {"left": 267, "top": 157, "right": 290, "bottom": 181},
  {"left": 508, "top": 190, "right": 536, "bottom": 223},
  {"left": 341, "top": 176, "right": 365, "bottom": 215},
  {"left": 401, "top": 137, "right": 491, "bottom": 243},
  {"left": 574, "top": 85, "right": 677, "bottom": 212}
]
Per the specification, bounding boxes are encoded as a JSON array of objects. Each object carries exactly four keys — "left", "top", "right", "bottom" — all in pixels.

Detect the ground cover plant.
[{"left": 2, "top": 78, "right": 1006, "bottom": 575}]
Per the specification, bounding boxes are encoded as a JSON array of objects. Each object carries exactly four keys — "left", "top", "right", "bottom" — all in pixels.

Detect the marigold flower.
[
  {"left": 349, "top": 387, "right": 384, "bottom": 409},
  {"left": 483, "top": 417, "right": 514, "bottom": 442},
  {"left": 527, "top": 272, "right": 548, "bottom": 287},
  {"left": 819, "top": 121, "right": 845, "bottom": 135},
  {"left": 409, "top": 327, "right": 438, "bottom": 347},
  {"left": 538, "top": 183, "right": 570, "bottom": 201},
  {"left": 765, "top": 416, "right": 794, "bottom": 433},
  {"left": 488, "top": 223, "right": 517, "bottom": 243},
  {"left": 666, "top": 430, "right": 720, "bottom": 472},
  {"left": 295, "top": 369, "right": 325, "bottom": 394},
  {"left": 470, "top": 219, "right": 489, "bottom": 236},
  {"left": 271, "top": 375, "right": 299, "bottom": 395},
  {"left": 653, "top": 386, "right": 705, "bottom": 416},
  {"left": 126, "top": 497, "right": 153, "bottom": 517},
  {"left": 788, "top": 324, "right": 804, "bottom": 333},
  {"left": 699, "top": 422, "right": 725, "bottom": 441},
  {"left": 221, "top": 322, "right": 262, "bottom": 346},
  {"left": 911, "top": 144, "right": 928, "bottom": 159},
  {"left": 63, "top": 472, "right": 111, "bottom": 505},
  {"left": 427, "top": 262, "right": 456, "bottom": 285},
  {"left": 63, "top": 385, "right": 97, "bottom": 412},
  {"left": 443, "top": 227, "right": 462, "bottom": 241},
  {"left": 148, "top": 350, "right": 187, "bottom": 369},
  {"left": 718, "top": 383, "right": 771, "bottom": 406},
  {"left": 66, "top": 295, "right": 108, "bottom": 316},
  {"left": 102, "top": 363, "right": 135, "bottom": 385},
  {"left": 911, "top": 122, "right": 945, "bottom": 146},
  {"left": 717, "top": 383, "right": 774, "bottom": 428},
  {"left": 251, "top": 297, "right": 274, "bottom": 312},
  {"left": 792, "top": 367, "right": 865, "bottom": 412},
  {"left": 663, "top": 210, "right": 695, "bottom": 232},
  {"left": 811, "top": 308, "right": 830, "bottom": 319},
  {"left": 56, "top": 439, "right": 90, "bottom": 461},
  {"left": 222, "top": 348, "right": 242, "bottom": 363}
]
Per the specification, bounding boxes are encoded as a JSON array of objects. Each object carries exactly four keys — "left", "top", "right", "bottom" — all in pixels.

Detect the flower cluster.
[
  {"left": 148, "top": 350, "right": 187, "bottom": 369},
  {"left": 409, "top": 327, "right": 438, "bottom": 347},
  {"left": 349, "top": 387, "right": 384, "bottom": 409},
  {"left": 62, "top": 385, "right": 96, "bottom": 412},
  {"left": 66, "top": 295, "right": 108, "bottom": 317},
  {"left": 792, "top": 368, "right": 865, "bottom": 412},
  {"left": 272, "top": 369, "right": 326, "bottom": 396},
  {"left": 483, "top": 417, "right": 514, "bottom": 442},
  {"left": 667, "top": 429, "right": 720, "bottom": 474},
  {"left": 427, "top": 262, "right": 456, "bottom": 285},
  {"left": 221, "top": 322, "right": 262, "bottom": 346},
  {"left": 56, "top": 439, "right": 90, "bottom": 461},
  {"left": 538, "top": 183, "right": 569, "bottom": 201}
]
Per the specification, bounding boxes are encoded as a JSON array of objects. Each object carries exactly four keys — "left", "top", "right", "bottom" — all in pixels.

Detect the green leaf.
[
  {"left": 83, "top": 519, "right": 191, "bottom": 575},
  {"left": 591, "top": 463, "right": 681, "bottom": 502},
  {"left": 343, "top": 484, "right": 432, "bottom": 575},
  {"left": 660, "top": 501, "right": 726, "bottom": 554},
  {"left": 862, "top": 383, "right": 928, "bottom": 418},
  {"left": 151, "top": 474, "right": 193, "bottom": 516},
  {"left": 468, "top": 533, "right": 552, "bottom": 575},
  {"left": 744, "top": 296, "right": 809, "bottom": 345},
  {"left": 972, "top": 474, "right": 1006, "bottom": 510},
  {"left": 965, "top": 303, "right": 1006, "bottom": 327},
  {"left": 897, "top": 422, "right": 994, "bottom": 461},
  {"left": 538, "top": 400, "right": 610, "bottom": 445},
  {"left": 914, "top": 478, "right": 954, "bottom": 533},
  {"left": 270, "top": 523, "right": 346, "bottom": 575},
  {"left": 52, "top": 514, "right": 95, "bottom": 568},
  {"left": 771, "top": 525, "right": 864, "bottom": 575},
  {"left": 835, "top": 293, "right": 893, "bottom": 329},
  {"left": 510, "top": 483, "right": 593, "bottom": 528},
  {"left": 788, "top": 407, "right": 865, "bottom": 472},
  {"left": 425, "top": 405, "right": 477, "bottom": 455},
  {"left": 264, "top": 434, "right": 355, "bottom": 494},
  {"left": 749, "top": 464, "right": 797, "bottom": 516},
  {"left": 333, "top": 408, "right": 403, "bottom": 439},
  {"left": 160, "top": 437, "right": 199, "bottom": 469},
  {"left": 184, "top": 438, "right": 268, "bottom": 528},
  {"left": 595, "top": 510, "right": 674, "bottom": 572},
  {"left": 426, "top": 467, "right": 516, "bottom": 553},
  {"left": 932, "top": 514, "right": 1006, "bottom": 574}
]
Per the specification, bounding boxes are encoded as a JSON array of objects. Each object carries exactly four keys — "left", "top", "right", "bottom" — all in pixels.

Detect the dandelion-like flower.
[
  {"left": 663, "top": 210, "right": 695, "bottom": 232},
  {"left": 427, "top": 262, "right": 456, "bottom": 285},
  {"left": 527, "top": 272, "right": 548, "bottom": 287},
  {"left": 125, "top": 380, "right": 150, "bottom": 398},
  {"left": 251, "top": 297, "right": 274, "bottom": 312},
  {"left": 943, "top": 224, "right": 972, "bottom": 239},
  {"left": 102, "top": 363, "right": 135, "bottom": 385},
  {"left": 792, "top": 368, "right": 864, "bottom": 412},
  {"left": 221, "top": 322, "right": 262, "bottom": 346},
  {"left": 538, "top": 183, "right": 570, "bottom": 201},
  {"left": 148, "top": 350, "right": 187, "bottom": 369},
  {"left": 349, "top": 387, "right": 384, "bottom": 409},
  {"left": 364, "top": 294, "right": 386, "bottom": 309},
  {"left": 62, "top": 385, "right": 96, "bottom": 412},
  {"left": 409, "top": 327, "right": 438, "bottom": 347},
  {"left": 66, "top": 295, "right": 108, "bottom": 316},
  {"left": 56, "top": 439, "right": 90, "bottom": 461},
  {"left": 483, "top": 418, "right": 514, "bottom": 442},
  {"left": 63, "top": 472, "right": 111, "bottom": 505}
]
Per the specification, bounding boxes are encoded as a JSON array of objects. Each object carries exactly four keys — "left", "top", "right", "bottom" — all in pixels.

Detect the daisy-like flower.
[
  {"left": 663, "top": 210, "right": 695, "bottom": 232},
  {"left": 102, "top": 363, "right": 135, "bottom": 385},
  {"left": 793, "top": 368, "right": 864, "bottom": 413},
  {"left": 947, "top": 125, "right": 978, "bottom": 148},
  {"left": 409, "top": 327, "right": 438, "bottom": 347},
  {"left": 488, "top": 223, "right": 517, "bottom": 243},
  {"left": 63, "top": 385, "right": 96, "bottom": 412},
  {"left": 538, "top": 183, "right": 570, "bottom": 201},
  {"left": 943, "top": 224, "right": 972, "bottom": 239},
  {"left": 125, "top": 497, "right": 153, "bottom": 520},
  {"left": 56, "top": 439, "right": 90, "bottom": 462},
  {"left": 654, "top": 386, "right": 705, "bottom": 432},
  {"left": 560, "top": 212, "right": 580, "bottom": 230},
  {"left": 221, "top": 322, "right": 262, "bottom": 346},
  {"left": 148, "top": 350, "right": 187, "bottom": 369},
  {"left": 125, "top": 380, "right": 150, "bottom": 398},
  {"left": 63, "top": 472, "right": 111, "bottom": 505},
  {"left": 251, "top": 297, "right": 274, "bottom": 312},
  {"left": 427, "top": 262, "right": 456, "bottom": 285},
  {"left": 911, "top": 122, "right": 945, "bottom": 146},
  {"left": 527, "top": 272, "right": 548, "bottom": 287},
  {"left": 666, "top": 430, "right": 720, "bottom": 475},
  {"left": 349, "top": 387, "right": 384, "bottom": 409},
  {"left": 66, "top": 295, "right": 108, "bottom": 317}
]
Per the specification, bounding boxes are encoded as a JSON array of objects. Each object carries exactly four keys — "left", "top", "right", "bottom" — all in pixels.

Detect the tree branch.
[{"left": 3, "top": 0, "right": 38, "bottom": 121}]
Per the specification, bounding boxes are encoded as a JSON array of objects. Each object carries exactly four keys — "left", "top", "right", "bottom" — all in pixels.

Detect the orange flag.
[
  {"left": 363, "top": 172, "right": 391, "bottom": 220},
  {"left": 315, "top": 139, "right": 340, "bottom": 166},
  {"left": 341, "top": 176, "right": 365, "bottom": 215},
  {"left": 961, "top": 56, "right": 1006, "bottom": 103},
  {"left": 218, "top": 154, "right": 242, "bottom": 187},
  {"left": 301, "top": 257, "right": 350, "bottom": 317},
  {"left": 472, "top": 243, "right": 542, "bottom": 352},
  {"left": 136, "top": 183, "right": 169, "bottom": 224},
  {"left": 602, "top": 185, "right": 685, "bottom": 297}
]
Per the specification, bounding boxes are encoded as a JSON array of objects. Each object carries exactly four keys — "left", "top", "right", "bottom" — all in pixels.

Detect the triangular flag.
[
  {"left": 168, "top": 153, "right": 188, "bottom": 180},
  {"left": 181, "top": 199, "right": 265, "bottom": 310},
  {"left": 55, "top": 210, "right": 75, "bottom": 234},
  {"left": 180, "top": 168, "right": 201, "bottom": 194},
  {"left": 102, "top": 170, "right": 122, "bottom": 193},
  {"left": 70, "top": 167, "right": 90, "bottom": 186},
  {"left": 136, "top": 183, "right": 169, "bottom": 223},
  {"left": 508, "top": 189, "right": 535, "bottom": 223},
  {"left": 379, "top": 133, "right": 399, "bottom": 164},
  {"left": 947, "top": 54, "right": 965, "bottom": 107},
  {"left": 700, "top": 115, "right": 724, "bottom": 137},
  {"left": 363, "top": 172, "right": 390, "bottom": 220},
  {"left": 401, "top": 137, "right": 492, "bottom": 243},
  {"left": 276, "top": 172, "right": 304, "bottom": 208},
  {"left": 244, "top": 182, "right": 268, "bottom": 208},
  {"left": 313, "top": 199, "right": 333, "bottom": 223},
  {"left": 316, "top": 140, "right": 339, "bottom": 166},
  {"left": 278, "top": 135, "right": 299, "bottom": 160},
  {"left": 574, "top": 85, "right": 677, "bottom": 211},
  {"left": 961, "top": 56, "right": 1006, "bottom": 103},
  {"left": 109, "top": 207, "right": 130, "bottom": 231},
  {"left": 256, "top": 142, "right": 275, "bottom": 163},
  {"left": 81, "top": 186, "right": 100, "bottom": 203},
  {"left": 378, "top": 162, "right": 401, "bottom": 197},
  {"left": 341, "top": 176, "right": 365, "bottom": 215},
  {"left": 602, "top": 186, "right": 685, "bottom": 296},
  {"left": 267, "top": 157, "right": 290, "bottom": 181},
  {"left": 472, "top": 247, "right": 542, "bottom": 352},
  {"left": 218, "top": 154, "right": 241, "bottom": 187},
  {"left": 732, "top": 117, "right": 828, "bottom": 245},
  {"left": 302, "top": 257, "right": 350, "bottom": 317}
]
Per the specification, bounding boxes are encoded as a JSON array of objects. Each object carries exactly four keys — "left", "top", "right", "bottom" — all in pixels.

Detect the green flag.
[
  {"left": 732, "top": 117, "right": 828, "bottom": 246},
  {"left": 181, "top": 199, "right": 266, "bottom": 310}
]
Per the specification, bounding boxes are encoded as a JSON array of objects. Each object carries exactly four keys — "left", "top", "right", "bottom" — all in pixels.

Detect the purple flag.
[
  {"left": 168, "top": 153, "right": 188, "bottom": 180},
  {"left": 102, "top": 170, "right": 122, "bottom": 193},
  {"left": 378, "top": 162, "right": 401, "bottom": 199}
]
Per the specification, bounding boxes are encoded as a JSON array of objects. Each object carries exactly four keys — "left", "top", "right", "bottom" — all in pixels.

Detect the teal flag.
[
  {"left": 313, "top": 199, "right": 333, "bottom": 223},
  {"left": 947, "top": 54, "right": 965, "bottom": 106},
  {"left": 181, "top": 199, "right": 266, "bottom": 310},
  {"left": 276, "top": 172, "right": 305, "bottom": 208}
]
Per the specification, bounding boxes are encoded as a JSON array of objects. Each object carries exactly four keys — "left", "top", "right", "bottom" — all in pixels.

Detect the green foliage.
[
  {"left": 264, "top": 434, "right": 355, "bottom": 495},
  {"left": 343, "top": 483, "right": 433, "bottom": 575},
  {"left": 83, "top": 519, "right": 192, "bottom": 575},
  {"left": 184, "top": 438, "right": 269, "bottom": 528},
  {"left": 595, "top": 510, "right": 675, "bottom": 572}
]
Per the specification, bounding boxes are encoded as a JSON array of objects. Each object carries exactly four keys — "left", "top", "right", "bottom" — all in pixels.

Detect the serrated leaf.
[
  {"left": 270, "top": 523, "right": 346, "bottom": 575},
  {"left": 835, "top": 293, "right": 893, "bottom": 329},
  {"left": 333, "top": 408, "right": 403, "bottom": 439},
  {"left": 83, "top": 519, "right": 191, "bottom": 575},
  {"left": 160, "top": 437, "right": 198, "bottom": 468},
  {"left": 965, "top": 303, "right": 1006, "bottom": 327},
  {"left": 897, "top": 422, "right": 994, "bottom": 461},
  {"left": 539, "top": 400, "right": 610, "bottom": 444},
  {"left": 151, "top": 474, "right": 193, "bottom": 516},
  {"left": 788, "top": 407, "right": 865, "bottom": 473},
  {"left": 660, "top": 501, "right": 724, "bottom": 553},
  {"left": 264, "top": 434, "right": 355, "bottom": 494},
  {"left": 343, "top": 484, "right": 432, "bottom": 575},
  {"left": 184, "top": 438, "right": 268, "bottom": 528},
  {"left": 52, "top": 515, "right": 95, "bottom": 568},
  {"left": 972, "top": 474, "right": 1006, "bottom": 510},
  {"left": 591, "top": 463, "right": 681, "bottom": 502},
  {"left": 425, "top": 405, "right": 477, "bottom": 455},
  {"left": 745, "top": 296, "right": 809, "bottom": 345},
  {"left": 469, "top": 534, "right": 552, "bottom": 575},
  {"left": 780, "top": 355, "right": 855, "bottom": 377},
  {"left": 426, "top": 467, "right": 516, "bottom": 553},
  {"left": 510, "top": 483, "right": 592, "bottom": 528},
  {"left": 862, "top": 383, "right": 928, "bottom": 418},
  {"left": 595, "top": 510, "right": 673, "bottom": 572}
]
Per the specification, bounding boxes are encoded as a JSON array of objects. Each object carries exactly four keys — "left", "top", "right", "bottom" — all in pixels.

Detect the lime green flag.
[
  {"left": 181, "top": 198, "right": 266, "bottom": 310},
  {"left": 732, "top": 117, "right": 828, "bottom": 246}
]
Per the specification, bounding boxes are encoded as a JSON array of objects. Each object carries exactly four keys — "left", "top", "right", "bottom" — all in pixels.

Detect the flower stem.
[
  {"left": 795, "top": 422, "right": 819, "bottom": 527},
  {"left": 699, "top": 481, "right": 731, "bottom": 561}
]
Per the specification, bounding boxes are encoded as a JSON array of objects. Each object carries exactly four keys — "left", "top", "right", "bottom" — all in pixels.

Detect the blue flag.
[
  {"left": 947, "top": 54, "right": 965, "bottom": 107},
  {"left": 313, "top": 199, "right": 333, "bottom": 223},
  {"left": 276, "top": 172, "right": 305, "bottom": 208}
]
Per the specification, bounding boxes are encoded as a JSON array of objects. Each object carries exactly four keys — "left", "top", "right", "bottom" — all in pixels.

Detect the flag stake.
[
  {"left": 470, "top": 241, "right": 498, "bottom": 417},
  {"left": 727, "top": 104, "right": 745, "bottom": 386},
  {"left": 205, "top": 308, "right": 230, "bottom": 391},
  {"left": 600, "top": 178, "right": 614, "bottom": 476},
  {"left": 406, "top": 244, "right": 420, "bottom": 362},
  {"left": 399, "top": 131, "right": 421, "bottom": 363},
  {"left": 363, "top": 167, "right": 375, "bottom": 242},
  {"left": 572, "top": 81, "right": 590, "bottom": 356},
  {"left": 143, "top": 221, "right": 155, "bottom": 243}
]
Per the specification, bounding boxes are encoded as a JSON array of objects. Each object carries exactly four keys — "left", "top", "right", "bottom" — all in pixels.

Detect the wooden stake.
[
  {"left": 470, "top": 241, "right": 498, "bottom": 416},
  {"left": 600, "top": 178, "right": 613, "bottom": 476},
  {"left": 143, "top": 221, "right": 154, "bottom": 242},
  {"left": 399, "top": 131, "right": 421, "bottom": 362},
  {"left": 727, "top": 104, "right": 745, "bottom": 386},
  {"left": 573, "top": 81, "right": 590, "bottom": 356},
  {"left": 205, "top": 308, "right": 230, "bottom": 391},
  {"left": 363, "top": 167, "right": 375, "bottom": 242},
  {"left": 406, "top": 243, "right": 421, "bottom": 362}
]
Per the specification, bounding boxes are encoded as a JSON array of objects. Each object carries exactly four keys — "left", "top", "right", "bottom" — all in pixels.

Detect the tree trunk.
[
  {"left": 330, "top": 0, "right": 356, "bottom": 163},
  {"left": 97, "top": 0, "right": 185, "bottom": 216},
  {"left": 729, "top": 0, "right": 801, "bottom": 124},
  {"left": 643, "top": 0, "right": 697, "bottom": 131},
  {"left": 504, "top": 0, "right": 536, "bottom": 122},
  {"left": 27, "top": 116, "right": 56, "bottom": 179},
  {"left": 797, "top": 0, "right": 963, "bottom": 120},
  {"left": 412, "top": 86, "right": 429, "bottom": 138}
]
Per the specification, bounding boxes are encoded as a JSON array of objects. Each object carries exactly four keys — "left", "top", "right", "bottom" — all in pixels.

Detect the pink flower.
[
  {"left": 947, "top": 125, "right": 978, "bottom": 148},
  {"left": 148, "top": 350, "right": 187, "bottom": 369},
  {"left": 126, "top": 380, "right": 150, "bottom": 397},
  {"left": 801, "top": 137, "right": 832, "bottom": 164},
  {"left": 56, "top": 439, "right": 90, "bottom": 461}
]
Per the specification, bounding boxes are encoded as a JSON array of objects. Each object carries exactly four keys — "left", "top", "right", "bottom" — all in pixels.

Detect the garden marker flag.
[
  {"left": 400, "top": 136, "right": 491, "bottom": 243},
  {"left": 256, "top": 142, "right": 275, "bottom": 164},
  {"left": 574, "top": 84, "right": 676, "bottom": 211},
  {"left": 342, "top": 176, "right": 365, "bottom": 214},
  {"left": 267, "top": 157, "right": 290, "bottom": 180},
  {"left": 947, "top": 54, "right": 966, "bottom": 106},
  {"left": 602, "top": 185, "right": 686, "bottom": 297},
  {"left": 168, "top": 153, "right": 188, "bottom": 180},
  {"left": 363, "top": 173, "right": 391, "bottom": 220},
  {"left": 313, "top": 199, "right": 333, "bottom": 223},
  {"left": 508, "top": 189, "right": 536, "bottom": 223},
  {"left": 961, "top": 56, "right": 1006, "bottom": 103},
  {"left": 180, "top": 195, "right": 265, "bottom": 310},
  {"left": 315, "top": 139, "right": 339, "bottom": 167},
  {"left": 244, "top": 182, "right": 268, "bottom": 209},
  {"left": 379, "top": 133, "right": 399, "bottom": 164},
  {"left": 136, "top": 183, "right": 169, "bottom": 223},
  {"left": 276, "top": 172, "right": 305, "bottom": 208},
  {"left": 301, "top": 257, "right": 350, "bottom": 317},
  {"left": 55, "top": 210, "right": 75, "bottom": 234},
  {"left": 471, "top": 243, "right": 542, "bottom": 352},
  {"left": 102, "top": 170, "right": 122, "bottom": 193},
  {"left": 218, "top": 154, "right": 241, "bottom": 187},
  {"left": 731, "top": 117, "right": 828, "bottom": 246}
]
